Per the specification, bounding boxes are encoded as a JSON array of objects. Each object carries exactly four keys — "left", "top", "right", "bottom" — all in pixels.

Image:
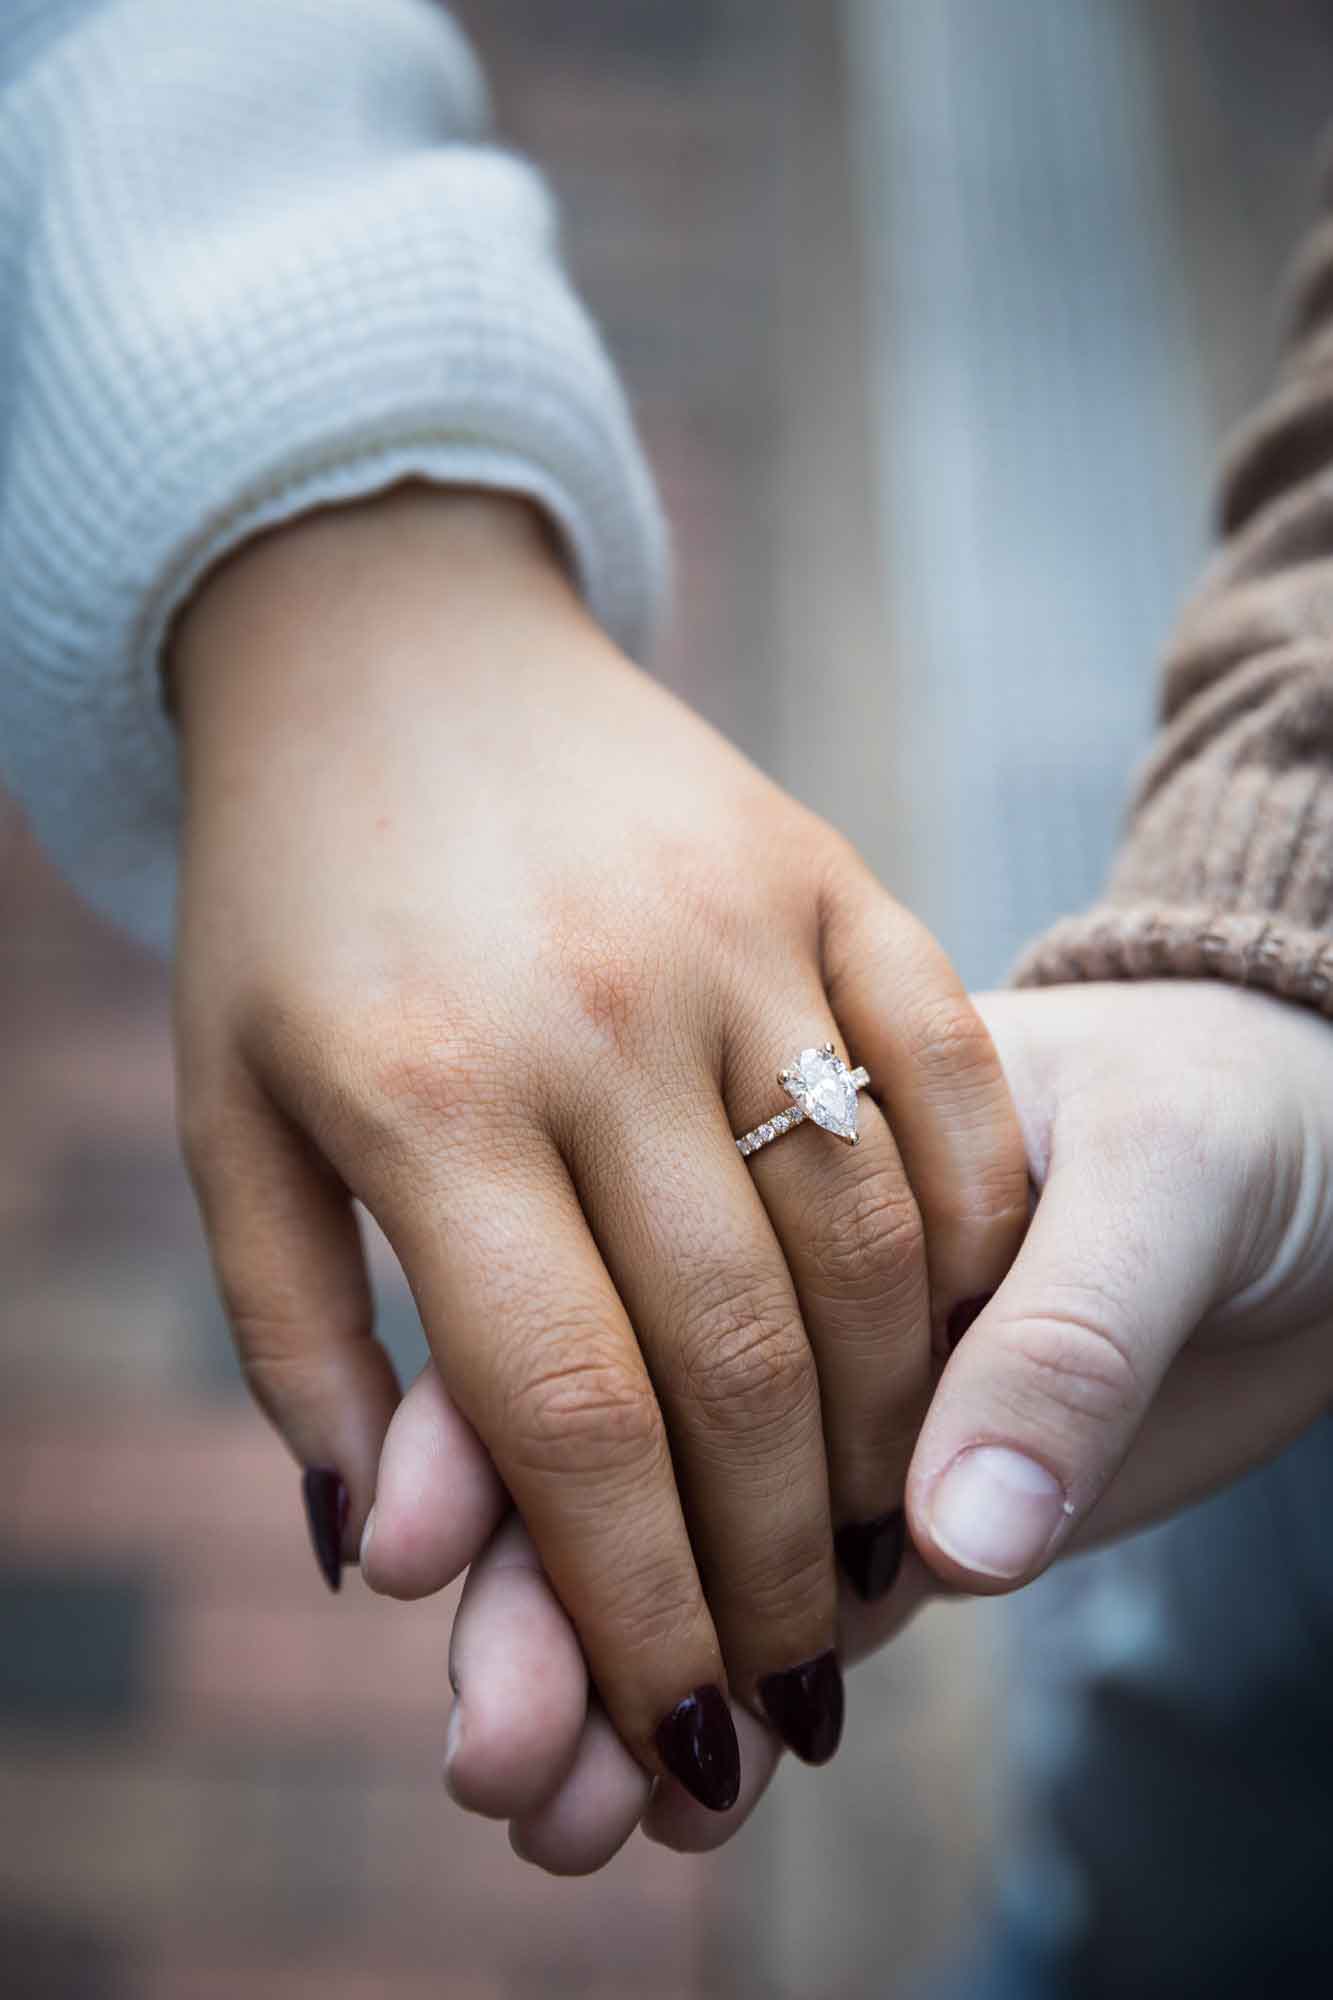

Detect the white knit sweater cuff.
[{"left": 0, "top": 0, "right": 667, "bottom": 955}]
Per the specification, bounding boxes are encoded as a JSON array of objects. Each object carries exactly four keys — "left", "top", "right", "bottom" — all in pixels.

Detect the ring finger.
[{"left": 730, "top": 1000, "right": 931, "bottom": 1603}]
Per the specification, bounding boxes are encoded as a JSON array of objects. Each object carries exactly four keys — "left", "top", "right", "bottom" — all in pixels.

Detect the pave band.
[{"left": 736, "top": 1045, "right": 871, "bottom": 1159}]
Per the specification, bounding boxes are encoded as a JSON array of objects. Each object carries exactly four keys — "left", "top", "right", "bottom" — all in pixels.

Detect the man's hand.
[{"left": 913, "top": 980, "right": 1333, "bottom": 1583}]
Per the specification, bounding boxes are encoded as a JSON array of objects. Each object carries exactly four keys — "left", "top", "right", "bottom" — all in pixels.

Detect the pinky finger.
[
  {"left": 510, "top": 1707, "right": 651, "bottom": 1877},
  {"left": 181, "top": 1061, "right": 400, "bottom": 1587},
  {"left": 361, "top": 1363, "right": 507, "bottom": 1600},
  {"left": 445, "top": 1515, "right": 589, "bottom": 1823},
  {"left": 448, "top": 1515, "right": 654, "bottom": 1874}
]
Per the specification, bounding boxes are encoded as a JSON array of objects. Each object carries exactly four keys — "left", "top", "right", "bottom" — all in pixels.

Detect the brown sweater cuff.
[
  {"left": 1015, "top": 623, "right": 1333, "bottom": 1015},
  {"left": 1013, "top": 906, "right": 1333, "bottom": 1017}
]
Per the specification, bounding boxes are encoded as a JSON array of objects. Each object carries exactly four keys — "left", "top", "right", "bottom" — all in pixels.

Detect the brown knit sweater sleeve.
[{"left": 1013, "top": 169, "right": 1333, "bottom": 1016}]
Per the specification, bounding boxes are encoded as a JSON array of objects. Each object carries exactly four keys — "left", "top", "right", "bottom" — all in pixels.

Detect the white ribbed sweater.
[{"left": 0, "top": 0, "right": 665, "bottom": 955}]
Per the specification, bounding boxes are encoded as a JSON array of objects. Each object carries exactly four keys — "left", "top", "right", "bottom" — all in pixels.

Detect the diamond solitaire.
[{"left": 735, "top": 1044, "right": 871, "bottom": 1160}]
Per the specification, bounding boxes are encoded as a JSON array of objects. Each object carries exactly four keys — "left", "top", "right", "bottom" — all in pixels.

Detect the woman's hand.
[
  {"left": 344, "top": 1358, "right": 938, "bottom": 1872},
  {"left": 170, "top": 483, "right": 1027, "bottom": 1808},
  {"left": 397, "top": 977, "right": 1333, "bottom": 1869}
]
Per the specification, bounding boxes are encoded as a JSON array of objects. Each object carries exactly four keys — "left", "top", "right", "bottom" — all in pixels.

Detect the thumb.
[{"left": 905, "top": 1121, "right": 1222, "bottom": 1592}]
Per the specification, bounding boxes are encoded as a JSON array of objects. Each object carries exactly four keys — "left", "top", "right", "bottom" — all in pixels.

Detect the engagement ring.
[{"left": 736, "top": 1044, "right": 871, "bottom": 1160}]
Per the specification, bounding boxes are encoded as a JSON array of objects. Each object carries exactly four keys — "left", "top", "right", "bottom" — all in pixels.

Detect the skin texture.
[
  {"left": 373, "top": 979, "right": 1333, "bottom": 1871},
  {"left": 169, "top": 482, "right": 1028, "bottom": 1800}
]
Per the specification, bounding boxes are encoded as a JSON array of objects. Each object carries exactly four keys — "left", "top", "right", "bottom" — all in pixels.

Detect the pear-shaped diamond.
[{"left": 782, "top": 1047, "right": 859, "bottom": 1142}]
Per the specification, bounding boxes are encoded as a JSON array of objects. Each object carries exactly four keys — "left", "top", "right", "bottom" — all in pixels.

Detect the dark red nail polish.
[
  {"left": 947, "top": 1292, "right": 994, "bottom": 1351},
  {"left": 654, "top": 1684, "right": 741, "bottom": 1812},
  {"left": 302, "top": 1467, "right": 349, "bottom": 1593},
  {"left": 835, "top": 1508, "right": 906, "bottom": 1601},
  {"left": 757, "top": 1650, "right": 844, "bottom": 1766}
]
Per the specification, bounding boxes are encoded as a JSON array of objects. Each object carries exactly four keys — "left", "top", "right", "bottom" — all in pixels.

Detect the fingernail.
[
  {"left": 757, "top": 1650, "right": 844, "bottom": 1766},
  {"left": 835, "top": 1508, "right": 906, "bottom": 1601},
  {"left": 946, "top": 1292, "right": 993, "bottom": 1350},
  {"left": 654, "top": 1685, "right": 741, "bottom": 1812},
  {"left": 358, "top": 1504, "right": 377, "bottom": 1569},
  {"left": 928, "top": 1446, "right": 1066, "bottom": 1579},
  {"left": 443, "top": 1700, "right": 464, "bottom": 1783},
  {"left": 301, "top": 1467, "right": 349, "bottom": 1593}
]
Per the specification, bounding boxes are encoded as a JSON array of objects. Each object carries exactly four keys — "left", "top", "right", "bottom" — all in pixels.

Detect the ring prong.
[
  {"left": 820, "top": 1041, "right": 835, "bottom": 1058},
  {"left": 777, "top": 1068, "right": 792, "bottom": 1085}
]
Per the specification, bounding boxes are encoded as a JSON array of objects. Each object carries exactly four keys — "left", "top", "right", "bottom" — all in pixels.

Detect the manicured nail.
[
  {"left": 302, "top": 1467, "right": 349, "bottom": 1593},
  {"left": 946, "top": 1292, "right": 994, "bottom": 1350},
  {"left": 928, "top": 1446, "right": 1066, "bottom": 1579},
  {"left": 757, "top": 1651, "right": 844, "bottom": 1766},
  {"left": 654, "top": 1685, "right": 741, "bottom": 1812},
  {"left": 835, "top": 1508, "right": 906, "bottom": 1601}
]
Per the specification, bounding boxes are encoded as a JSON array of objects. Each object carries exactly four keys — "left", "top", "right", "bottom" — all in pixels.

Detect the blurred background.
[{"left": 4, "top": 1, "right": 1333, "bottom": 1994}]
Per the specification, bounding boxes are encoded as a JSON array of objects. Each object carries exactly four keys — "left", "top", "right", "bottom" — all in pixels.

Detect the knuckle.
[
  {"left": 235, "top": 980, "right": 337, "bottom": 1087},
  {"left": 233, "top": 1321, "right": 331, "bottom": 1425},
  {"left": 354, "top": 1020, "right": 507, "bottom": 1142},
  {"left": 540, "top": 905, "right": 667, "bottom": 1060},
  {"left": 730, "top": 1532, "right": 836, "bottom": 1634},
  {"left": 245, "top": 979, "right": 529, "bottom": 1150},
  {"left": 505, "top": 1349, "right": 666, "bottom": 1480},
  {"left": 593, "top": 1557, "right": 709, "bottom": 1667},
  {"left": 929, "top": 1161, "right": 1031, "bottom": 1238},
  {"left": 992, "top": 1295, "right": 1143, "bottom": 1431},
  {"left": 908, "top": 994, "right": 1005, "bottom": 1105},
  {"left": 228, "top": 1290, "right": 367, "bottom": 1368},
  {"left": 809, "top": 1163, "right": 925, "bottom": 1303},
  {"left": 353, "top": 1030, "right": 537, "bottom": 1170},
  {"left": 679, "top": 1276, "right": 818, "bottom": 1431},
  {"left": 564, "top": 947, "right": 659, "bottom": 1058}
]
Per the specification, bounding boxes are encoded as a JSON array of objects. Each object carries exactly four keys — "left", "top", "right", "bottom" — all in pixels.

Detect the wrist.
[{"left": 168, "top": 482, "right": 580, "bottom": 749}]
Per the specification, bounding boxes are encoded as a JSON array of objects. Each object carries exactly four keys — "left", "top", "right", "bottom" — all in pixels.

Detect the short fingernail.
[
  {"left": 928, "top": 1446, "right": 1066, "bottom": 1579},
  {"left": 654, "top": 1685, "right": 741, "bottom": 1812},
  {"left": 834, "top": 1509, "right": 906, "bottom": 1601},
  {"left": 301, "top": 1467, "right": 349, "bottom": 1593},
  {"left": 946, "top": 1292, "right": 994, "bottom": 1350},
  {"left": 443, "top": 1699, "right": 464, "bottom": 1790},
  {"left": 757, "top": 1650, "right": 844, "bottom": 1766},
  {"left": 358, "top": 1504, "right": 377, "bottom": 1570}
]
